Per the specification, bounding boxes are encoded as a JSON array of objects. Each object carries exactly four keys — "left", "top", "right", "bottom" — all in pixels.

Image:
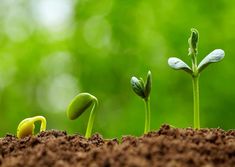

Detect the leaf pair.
[
  {"left": 168, "top": 49, "right": 225, "bottom": 74},
  {"left": 131, "top": 71, "right": 152, "bottom": 100}
]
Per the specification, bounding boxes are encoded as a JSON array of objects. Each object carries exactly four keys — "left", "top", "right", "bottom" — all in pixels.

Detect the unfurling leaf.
[
  {"left": 144, "top": 71, "right": 152, "bottom": 99},
  {"left": 66, "top": 93, "right": 97, "bottom": 120},
  {"left": 168, "top": 57, "right": 192, "bottom": 74},
  {"left": 131, "top": 77, "right": 145, "bottom": 98},
  {"left": 188, "top": 28, "right": 199, "bottom": 56},
  {"left": 197, "top": 49, "right": 225, "bottom": 73}
]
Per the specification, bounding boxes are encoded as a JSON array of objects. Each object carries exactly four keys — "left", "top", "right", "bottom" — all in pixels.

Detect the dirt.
[{"left": 1, "top": 125, "right": 235, "bottom": 167}]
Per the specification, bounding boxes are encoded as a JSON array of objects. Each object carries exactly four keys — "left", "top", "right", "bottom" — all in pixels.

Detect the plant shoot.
[
  {"left": 66, "top": 92, "right": 98, "bottom": 138},
  {"left": 131, "top": 71, "right": 152, "bottom": 133},
  {"left": 168, "top": 28, "right": 225, "bottom": 129},
  {"left": 17, "top": 116, "right": 47, "bottom": 139}
]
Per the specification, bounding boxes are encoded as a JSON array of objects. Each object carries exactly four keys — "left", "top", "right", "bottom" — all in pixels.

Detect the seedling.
[
  {"left": 66, "top": 93, "right": 98, "bottom": 138},
  {"left": 17, "top": 116, "right": 47, "bottom": 139},
  {"left": 131, "top": 71, "right": 152, "bottom": 133},
  {"left": 168, "top": 28, "right": 225, "bottom": 129}
]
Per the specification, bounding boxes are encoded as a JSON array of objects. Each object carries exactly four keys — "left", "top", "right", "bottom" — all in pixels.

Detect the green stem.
[
  {"left": 190, "top": 50, "right": 200, "bottom": 129},
  {"left": 144, "top": 98, "right": 150, "bottom": 133},
  {"left": 192, "top": 76, "right": 200, "bottom": 129},
  {"left": 85, "top": 100, "right": 98, "bottom": 138}
]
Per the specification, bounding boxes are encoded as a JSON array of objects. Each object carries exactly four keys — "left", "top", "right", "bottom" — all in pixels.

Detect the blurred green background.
[{"left": 0, "top": 0, "right": 234, "bottom": 138}]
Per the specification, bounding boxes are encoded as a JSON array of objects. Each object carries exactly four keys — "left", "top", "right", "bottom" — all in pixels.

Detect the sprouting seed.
[
  {"left": 17, "top": 116, "right": 47, "bottom": 139},
  {"left": 66, "top": 92, "right": 98, "bottom": 138}
]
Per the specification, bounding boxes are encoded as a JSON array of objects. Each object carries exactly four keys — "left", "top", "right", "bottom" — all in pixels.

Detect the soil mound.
[{"left": 1, "top": 125, "right": 235, "bottom": 167}]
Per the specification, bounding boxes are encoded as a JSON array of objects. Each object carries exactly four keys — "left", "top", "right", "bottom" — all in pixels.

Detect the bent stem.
[
  {"left": 17, "top": 116, "right": 47, "bottom": 139},
  {"left": 144, "top": 98, "right": 150, "bottom": 133},
  {"left": 192, "top": 76, "right": 200, "bottom": 129},
  {"left": 33, "top": 116, "right": 47, "bottom": 132},
  {"left": 85, "top": 99, "right": 98, "bottom": 138}
]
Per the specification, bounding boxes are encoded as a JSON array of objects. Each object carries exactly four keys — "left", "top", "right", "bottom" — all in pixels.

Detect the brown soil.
[{"left": 1, "top": 125, "right": 235, "bottom": 167}]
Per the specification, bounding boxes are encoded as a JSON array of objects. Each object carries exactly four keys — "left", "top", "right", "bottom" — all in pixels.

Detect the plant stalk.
[
  {"left": 192, "top": 76, "right": 200, "bottom": 129},
  {"left": 191, "top": 50, "right": 200, "bottom": 129},
  {"left": 85, "top": 101, "right": 97, "bottom": 138},
  {"left": 144, "top": 98, "right": 150, "bottom": 133},
  {"left": 32, "top": 116, "right": 47, "bottom": 132}
]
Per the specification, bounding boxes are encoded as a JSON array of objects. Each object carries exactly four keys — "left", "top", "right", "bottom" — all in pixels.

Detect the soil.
[{"left": 1, "top": 125, "right": 235, "bottom": 167}]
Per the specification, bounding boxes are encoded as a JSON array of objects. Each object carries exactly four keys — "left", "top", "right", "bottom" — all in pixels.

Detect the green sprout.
[
  {"left": 17, "top": 116, "right": 47, "bottom": 139},
  {"left": 168, "top": 28, "right": 225, "bottom": 129},
  {"left": 131, "top": 71, "right": 152, "bottom": 133},
  {"left": 66, "top": 92, "right": 98, "bottom": 138}
]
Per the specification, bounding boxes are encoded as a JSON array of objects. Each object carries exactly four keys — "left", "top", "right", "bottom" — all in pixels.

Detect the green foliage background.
[{"left": 0, "top": 0, "right": 234, "bottom": 138}]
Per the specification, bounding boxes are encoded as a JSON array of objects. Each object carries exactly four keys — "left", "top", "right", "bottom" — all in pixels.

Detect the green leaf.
[
  {"left": 131, "top": 76, "right": 145, "bottom": 98},
  {"left": 188, "top": 28, "right": 199, "bottom": 56},
  {"left": 198, "top": 49, "right": 225, "bottom": 73},
  {"left": 66, "top": 93, "right": 97, "bottom": 120},
  {"left": 168, "top": 57, "right": 192, "bottom": 74},
  {"left": 144, "top": 70, "right": 152, "bottom": 99}
]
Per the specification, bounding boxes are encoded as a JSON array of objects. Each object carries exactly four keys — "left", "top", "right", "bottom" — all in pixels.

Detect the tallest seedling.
[{"left": 168, "top": 28, "right": 225, "bottom": 129}]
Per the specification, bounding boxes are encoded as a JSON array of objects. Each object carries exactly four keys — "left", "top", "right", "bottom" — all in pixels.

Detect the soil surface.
[{"left": 1, "top": 125, "right": 235, "bottom": 167}]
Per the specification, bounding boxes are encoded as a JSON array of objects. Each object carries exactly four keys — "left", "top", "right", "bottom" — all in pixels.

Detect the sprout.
[
  {"left": 66, "top": 93, "right": 98, "bottom": 138},
  {"left": 168, "top": 28, "right": 225, "bottom": 129},
  {"left": 131, "top": 71, "right": 152, "bottom": 133},
  {"left": 17, "top": 116, "right": 47, "bottom": 139}
]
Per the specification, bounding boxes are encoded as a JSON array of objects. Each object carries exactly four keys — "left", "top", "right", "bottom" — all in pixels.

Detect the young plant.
[
  {"left": 17, "top": 116, "right": 47, "bottom": 139},
  {"left": 66, "top": 92, "right": 98, "bottom": 138},
  {"left": 131, "top": 71, "right": 152, "bottom": 134},
  {"left": 168, "top": 28, "right": 225, "bottom": 129}
]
